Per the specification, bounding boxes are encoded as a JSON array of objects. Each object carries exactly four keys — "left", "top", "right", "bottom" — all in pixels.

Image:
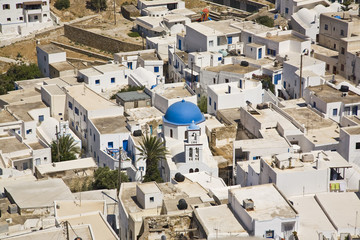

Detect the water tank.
[
  {"left": 240, "top": 61, "right": 249, "bottom": 67},
  {"left": 177, "top": 199, "right": 188, "bottom": 210},
  {"left": 133, "top": 130, "right": 142, "bottom": 137},
  {"left": 174, "top": 173, "right": 185, "bottom": 182},
  {"left": 340, "top": 85, "right": 349, "bottom": 92}
]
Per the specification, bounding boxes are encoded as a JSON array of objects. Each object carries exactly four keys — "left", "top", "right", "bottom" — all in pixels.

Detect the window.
[
  {"left": 345, "top": 107, "right": 350, "bottom": 115},
  {"left": 356, "top": 142, "right": 360, "bottom": 149},
  {"left": 195, "top": 168, "right": 199, "bottom": 172},
  {"left": 189, "top": 148, "right": 193, "bottom": 158},
  {"left": 150, "top": 197, "right": 154, "bottom": 202},
  {"left": 209, "top": 40, "right": 214, "bottom": 47},
  {"left": 341, "top": 29, "right": 344, "bottom": 36},
  {"left": 333, "top": 108, "right": 338, "bottom": 116},
  {"left": 326, "top": 64, "right": 330, "bottom": 71},
  {"left": 43, "top": 14, "right": 47, "bottom": 17},
  {"left": 75, "top": 107, "right": 79, "bottom": 115},
  {"left": 19, "top": 17, "right": 23, "bottom": 20},
  {"left": 324, "top": 24, "right": 328, "bottom": 30},
  {"left": 3, "top": 4, "right": 10, "bottom": 9},
  {"left": 334, "top": 44, "right": 336, "bottom": 49},
  {"left": 95, "top": 79, "right": 100, "bottom": 85},
  {"left": 341, "top": 47, "right": 345, "bottom": 54},
  {"left": 93, "top": 134, "right": 95, "bottom": 141},
  {"left": 139, "top": 166, "right": 144, "bottom": 171},
  {"left": 68, "top": 101, "right": 73, "bottom": 109},
  {"left": 265, "top": 230, "right": 274, "bottom": 238},
  {"left": 108, "top": 142, "right": 113, "bottom": 148},
  {"left": 214, "top": 102, "right": 217, "bottom": 111},
  {"left": 189, "top": 168, "right": 194, "bottom": 173},
  {"left": 341, "top": 64, "right": 344, "bottom": 71},
  {"left": 159, "top": 124, "right": 163, "bottom": 130},
  {"left": 16, "top": 3, "right": 23, "bottom": 8},
  {"left": 154, "top": 66, "right": 159, "bottom": 72},
  {"left": 71, "top": 121, "right": 74, "bottom": 127},
  {"left": 26, "top": 129, "right": 32, "bottom": 134},
  {"left": 111, "top": 77, "right": 115, "bottom": 83},
  {"left": 285, "top": 7, "right": 289, "bottom": 14},
  {"left": 248, "top": 36, "right": 252, "bottom": 43},
  {"left": 169, "top": 58, "right": 172, "bottom": 65},
  {"left": 209, "top": 97, "right": 212, "bottom": 106},
  {"left": 34, "top": 16, "right": 38, "bottom": 20},
  {"left": 42, "top": 1, "right": 47, "bottom": 5},
  {"left": 213, "top": 78, "right": 216, "bottom": 84},
  {"left": 225, "top": 79, "right": 229, "bottom": 83},
  {"left": 83, "top": 115, "right": 86, "bottom": 122},
  {"left": 38, "top": 115, "right": 44, "bottom": 122},
  {"left": 353, "top": 106, "right": 358, "bottom": 115},
  {"left": 170, "top": 129, "right": 173, "bottom": 138},
  {"left": 76, "top": 125, "right": 78, "bottom": 131},
  {"left": 218, "top": 57, "right": 222, "bottom": 61},
  {"left": 7, "top": 18, "right": 11, "bottom": 22}
]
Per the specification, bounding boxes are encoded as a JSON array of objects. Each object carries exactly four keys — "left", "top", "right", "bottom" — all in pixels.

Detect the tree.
[
  {"left": 197, "top": 95, "right": 207, "bottom": 113},
  {"left": 136, "top": 135, "right": 168, "bottom": 183},
  {"left": 92, "top": 167, "right": 128, "bottom": 190},
  {"left": 0, "top": 63, "right": 42, "bottom": 95},
  {"left": 87, "top": 0, "right": 107, "bottom": 12},
  {"left": 51, "top": 135, "right": 80, "bottom": 162},
  {"left": 54, "top": 0, "right": 70, "bottom": 10},
  {"left": 341, "top": 0, "right": 353, "bottom": 11},
  {"left": 255, "top": 16, "right": 274, "bottom": 28}
]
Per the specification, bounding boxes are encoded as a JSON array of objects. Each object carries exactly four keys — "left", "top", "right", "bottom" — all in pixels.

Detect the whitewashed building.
[{"left": 37, "top": 44, "right": 66, "bottom": 78}]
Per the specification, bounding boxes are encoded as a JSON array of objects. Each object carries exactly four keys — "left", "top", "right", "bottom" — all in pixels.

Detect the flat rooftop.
[
  {"left": 0, "top": 109, "right": 17, "bottom": 124},
  {"left": 28, "top": 141, "right": 46, "bottom": 150},
  {"left": 4, "top": 179, "right": 74, "bottom": 209},
  {"left": 183, "top": 172, "right": 226, "bottom": 191},
  {"left": 308, "top": 84, "right": 360, "bottom": 104},
  {"left": 42, "top": 84, "right": 65, "bottom": 95},
  {"left": 38, "top": 44, "right": 64, "bottom": 54},
  {"left": 7, "top": 101, "right": 47, "bottom": 121},
  {"left": 315, "top": 192, "right": 360, "bottom": 230},
  {"left": 139, "top": 52, "right": 161, "bottom": 61},
  {"left": 289, "top": 195, "right": 336, "bottom": 240},
  {"left": 79, "top": 64, "right": 125, "bottom": 77},
  {"left": 205, "top": 64, "right": 258, "bottom": 74},
  {"left": 137, "top": 182, "right": 162, "bottom": 194},
  {"left": 0, "top": 88, "right": 41, "bottom": 105},
  {"left": 283, "top": 107, "right": 335, "bottom": 129},
  {"left": 90, "top": 115, "right": 128, "bottom": 134},
  {"left": 73, "top": 189, "right": 117, "bottom": 205},
  {"left": 266, "top": 33, "right": 307, "bottom": 42},
  {"left": 64, "top": 85, "right": 117, "bottom": 111},
  {"left": 116, "top": 91, "right": 150, "bottom": 102},
  {"left": 343, "top": 126, "right": 360, "bottom": 135},
  {"left": 153, "top": 83, "right": 193, "bottom": 99},
  {"left": 49, "top": 61, "right": 74, "bottom": 72},
  {"left": 126, "top": 106, "right": 163, "bottom": 121},
  {"left": 199, "top": 20, "right": 241, "bottom": 35},
  {"left": 0, "top": 137, "right": 28, "bottom": 154},
  {"left": 175, "top": 50, "right": 189, "bottom": 65},
  {"left": 59, "top": 211, "right": 118, "bottom": 240},
  {"left": 195, "top": 205, "right": 247, "bottom": 237},
  {"left": 55, "top": 200, "right": 105, "bottom": 218},
  {"left": 229, "top": 184, "right": 298, "bottom": 221},
  {"left": 232, "top": 21, "right": 274, "bottom": 34},
  {"left": 36, "top": 157, "right": 97, "bottom": 175}
]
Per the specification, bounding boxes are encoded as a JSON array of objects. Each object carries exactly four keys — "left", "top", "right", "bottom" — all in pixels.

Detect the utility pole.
[
  {"left": 299, "top": 54, "right": 303, "bottom": 99},
  {"left": 117, "top": 147, "right": 122, "bottom": 240},
  {"left": 191, "top": 60, "right": 194, "bottom": 90},
  {"left": 65, "top": 221, "right": 69, "bottom": 240},
  {"left": 55, "top": 125, "right": 60, "bottom": 162},
  {"left": 113, "top": 0, "right": 116, "bottom": 25}
]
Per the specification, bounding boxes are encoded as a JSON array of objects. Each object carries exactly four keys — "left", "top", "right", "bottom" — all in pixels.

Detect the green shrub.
[
  {"left": 256, "top": 15, "right": 274, "bottom": 28},
  {"left": 54, "top": 0, "right": 70, "bottom": 10},
  {"left": 127, "top": 32, "right": 140, "bottom": 38},
  {"left": 86, "top": 0, "right": 107, "bottom": 12}
]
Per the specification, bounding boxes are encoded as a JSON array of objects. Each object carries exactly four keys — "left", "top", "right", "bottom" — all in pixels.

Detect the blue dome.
[{"left": 164, "top": 100, "right": 205, "bottom": 125}]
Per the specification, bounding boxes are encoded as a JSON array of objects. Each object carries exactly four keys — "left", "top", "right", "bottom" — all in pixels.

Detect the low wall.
[{"left": 64, "top": 24, "right": 143, "bottom": 53}]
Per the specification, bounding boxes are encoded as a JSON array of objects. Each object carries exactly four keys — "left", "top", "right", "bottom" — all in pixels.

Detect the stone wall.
[{"left": 64, "top": 24, "right": 143, "bottom": 53}]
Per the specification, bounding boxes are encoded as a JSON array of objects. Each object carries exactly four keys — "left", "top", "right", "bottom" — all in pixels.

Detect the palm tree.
[
  {"left": 51, "top": 135, "right": 80, "bottom": 162},
  {"left": 136, "top": 134, "right": 168, "bottom": 183}
]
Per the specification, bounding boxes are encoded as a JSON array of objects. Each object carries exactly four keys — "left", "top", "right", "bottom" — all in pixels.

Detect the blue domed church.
[{"left": 160, "top": 100, "right": 218, "bottom": 181}]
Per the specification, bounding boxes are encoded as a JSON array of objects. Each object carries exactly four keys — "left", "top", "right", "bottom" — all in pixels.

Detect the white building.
[
  {"left": 64, "top": 84, "right": 124, "bottom": 162},
  {"left": 338, "top": 125, "right": 360, "bottom": 167},
  {"left": 160, "top": 100, "right": 218, "bottom": 181},
  {"left": 148, "top": 82, "right": 196, "bottom": 113},
  {"left": 37, "top": 44, "right": 66, "bottom": 78},
  {"left": 277, "top": 0, "right": 330, "bottom": 20},
  {"left": 282, "top": 53, "right": 325, "bottom": 99},
  {"left": 207, "top": 79, "right": 263, "bottom": 115},
  {"left": 0, "top": 0, "right": 53, "bottom": 36},
  {"left": 229, "top": 184, "right": 299, "bottom": 240},
  {"left": 303, "top": 84, "right": 360, "bottom": 123},
  {"left": 78, "top": 64, "right": 129, "bottom": 94},
  {"left": 137, "top": 0, "right": 185, "bottom": 15},
  {"left": 291, "top": 4, "right": 342, "bottom": 42},
  {"left": 259, "top": 151, "right": 352, "bottom": 197}
]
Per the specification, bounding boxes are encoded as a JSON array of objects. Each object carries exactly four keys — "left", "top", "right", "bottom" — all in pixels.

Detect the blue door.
[
  {"left": 283, "top": 81, "right": 286, "bottom": 89},
  {"left": 227, "top": 36, "right": 232, "bottom": 44},
  {"left": 122, "top": 140, "right": 128, "bottom": 152},
  {"left": 258, "top": 48, "right": 262, "bottom": 59},
  {"left": 178, "top": 39, "right": 182, "bottom": 50}
]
